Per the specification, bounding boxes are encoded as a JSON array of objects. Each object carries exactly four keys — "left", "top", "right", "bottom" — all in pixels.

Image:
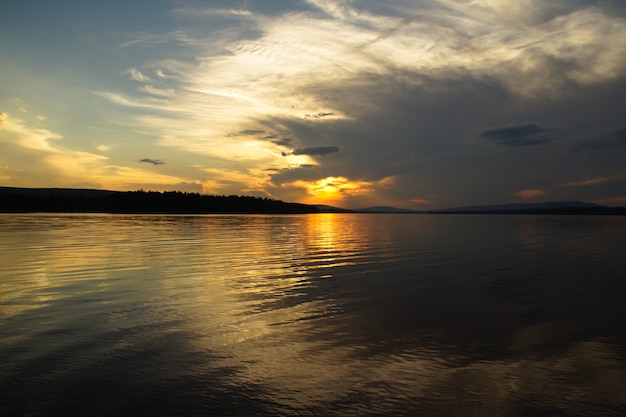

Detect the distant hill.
[
  {"left": 429, "top": 201, "right": 626, "bottom": 215},
  {"left": 314, "top": 204, "right": 353, "bottom": 213},
  {"left": 355, "top": 206, "right": 419, "bottom": 213},
  {"left": 432, "top": 201, "right": 602, "bottom": 212},
  {"left": 2, "top": 188, "right": 625, "bottom": 215}
]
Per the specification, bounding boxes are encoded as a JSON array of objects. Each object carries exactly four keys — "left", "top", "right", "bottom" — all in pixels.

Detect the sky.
[{"left": 1, "top": 0, "right": 625, "bottom": 209}]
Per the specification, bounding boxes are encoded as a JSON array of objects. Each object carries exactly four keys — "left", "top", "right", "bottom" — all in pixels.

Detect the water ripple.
[{"left": 1, "top": 214, "right": 626, "bottom": 416}]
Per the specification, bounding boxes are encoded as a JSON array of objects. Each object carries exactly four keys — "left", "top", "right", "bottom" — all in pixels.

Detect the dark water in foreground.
[{"left": 1, "top": 213, "right": 625, "bottom": 416}]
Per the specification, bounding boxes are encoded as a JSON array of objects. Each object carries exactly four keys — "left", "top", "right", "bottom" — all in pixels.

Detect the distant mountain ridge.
[
  {"left": 428, "top": 201, "right": 626, "bottom": 215},
  {"left": 314, "top": 204, "right": 352, "bottom": 213},
  {"left": 355, "top": 206, "right": 419, "bottom": 213},
  {"left": 431, "top": 201, "right": 604, "bottom": 213},
  {"left": 1, "top": 187, "right": 625, "bottom": 214}
]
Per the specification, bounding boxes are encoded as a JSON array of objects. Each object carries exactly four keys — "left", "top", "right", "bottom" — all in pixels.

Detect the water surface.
[{"left": 1, "top": 214, "right": 625, "bottom": 416}]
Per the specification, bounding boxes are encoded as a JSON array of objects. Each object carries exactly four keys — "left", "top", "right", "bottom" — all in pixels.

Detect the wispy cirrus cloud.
[
  {"left": 92, "top": 91, "right": 179, "bottom": 112},
  {"left": 126, "top": 68, "right": 151, "bottom": 82},
  {"left": 172, "top": 7, "right": 253, "bottom": 18},
  {"left": 560, "top": 176, "right": 621, "bottom": 187}
]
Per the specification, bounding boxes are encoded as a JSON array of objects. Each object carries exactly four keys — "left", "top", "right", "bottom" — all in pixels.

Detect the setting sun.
[{"left": 286, "top": 176, "right": 374, "bottom": 206}]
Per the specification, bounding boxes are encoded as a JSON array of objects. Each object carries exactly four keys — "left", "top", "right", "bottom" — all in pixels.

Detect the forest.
[{"left": 0, "top": 189, "right": 319, "bottom": 214}]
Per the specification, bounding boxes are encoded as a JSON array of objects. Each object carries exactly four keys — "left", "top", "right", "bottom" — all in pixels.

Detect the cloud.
[
  {"left": 169, "top": 181, "right": 203, "bottom": 193},
  {"left": 572, "top": 128, "right": 626, "bottom": 153},
  {"left": 615, "top": 128, "right": 626, "bottom": 144},
  {"left": 89, "top": 1, "right": 626, "bottom": 206},
  {"left": 0, "top": 116, "right": 192, "bottom": 190},
  {"left": 96, "top": 144, "right": 113, "bottom": 152},
  {"left": 141, "top": 85, "right": 176, "bottom": 98},
  {"left": 173, "top": 6, "right": 252, "bottom": 18},
  {"left": 304, "top": 112, "right": 334, "bottom": 119},
  {"left": 272, "top": 138, "right": 293, "bottom": 147},
  {"left": 239, "top": 129, "right": 265, "bottom": 136},
  {"left": 410, "top": 198, "right": 434, "bottom": 205},
  {"left": 479, "top": 123, "right": 552, "bottom": 147},
  {"left": 139, "top": 158, "right": 165, "bottom": 165},
  {"left": 92, "top": 91, "right": 177, "bottom": 111},
  {"left": 126, "top": 68, "right": 151, "bottom": 82},
  {"left": 292, "top": 146, "right": 340, "bottom": 156},
  {"left": 513, "top": 188, "right": 546, "bottom": 200},
  {"left": 0, "top": 112, "right": 7, "bottom": 125},
  {"left": 277, "top": 175, "right": 398, "bottom": 208},
  {"left": 561, "top": 176, "right": 620, "bottom": 187},
  {"left": 226, "top": 129, "right": 265, "bottom": 137},
  {"left": 592, "top": 196, "right": 626, "bottom": 207}
]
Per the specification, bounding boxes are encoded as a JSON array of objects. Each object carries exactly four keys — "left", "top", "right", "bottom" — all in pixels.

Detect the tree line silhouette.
[{"left": 0, "top": 189, "right": 319, "bottom": 214}]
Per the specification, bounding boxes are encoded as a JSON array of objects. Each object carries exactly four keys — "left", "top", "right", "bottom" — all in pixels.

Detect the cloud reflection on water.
[{"left": 1, "top": 214, "right": 625, "bottom": 416}]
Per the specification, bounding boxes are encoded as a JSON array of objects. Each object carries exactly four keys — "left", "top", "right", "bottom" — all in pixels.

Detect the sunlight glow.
[{"left": 287, "top": 176, "right": 374, "bottom": 206}]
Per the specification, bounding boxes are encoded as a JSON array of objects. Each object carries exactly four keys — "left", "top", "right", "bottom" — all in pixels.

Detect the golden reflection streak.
[
  {"left": 181, "top": 214, "right": 382, "bottom": 405},
  {"left": 182, "top": 215, "right": 363, "bottom": 345}
]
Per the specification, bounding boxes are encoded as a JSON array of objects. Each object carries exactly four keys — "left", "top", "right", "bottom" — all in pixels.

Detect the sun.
[
  {"left": 309, "top": 177, "right": 349, "bottom": 197},
  {"left": 288, "top": 176, "right": 375, "bottom": 206}
]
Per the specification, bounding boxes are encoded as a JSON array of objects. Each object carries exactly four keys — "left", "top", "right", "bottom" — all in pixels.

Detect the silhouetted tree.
[{"left": 0, "top": 189, "right": 319, "bottom": 214}]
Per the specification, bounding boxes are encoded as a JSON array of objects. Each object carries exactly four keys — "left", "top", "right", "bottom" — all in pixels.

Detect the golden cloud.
[
  {"left": 0, "top": 116, "right": 196, "bottom": 191},
  {"left": 410, "top": 198, "right": 434, "bottom": 205},
  {"left": 513, "top": 188, "right": 546, "bottom": 200},
  {"left": 282, "top": 176, "right": 398, "bottom": 207},
  {"left": 592, "top": 196, "right": 626, "bottom": 207},
  {"left": 561, "top": 176, "right": 621, "bottom": 187}
]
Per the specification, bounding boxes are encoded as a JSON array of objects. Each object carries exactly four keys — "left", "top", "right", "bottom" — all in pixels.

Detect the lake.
[{"left": 1, "top": 213, "right": 625, "bottom": 416}]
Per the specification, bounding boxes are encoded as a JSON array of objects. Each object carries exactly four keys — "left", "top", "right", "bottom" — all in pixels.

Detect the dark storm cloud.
[
  {"left": 259, "top": 134, "right": 292, "bottom": 147},
  {"left": 139, "top": 158, "right": 164, "bottom": 165},
  {"left": 240, "top": 129, "right": 265, "bottom": 135},
  {"left": 292, "top": 146, "right": 340, "bottom": 156},
  {"left": 480, "top": 123, "right": 546, "bottom": 140},
  {"left": 572, "top": 128, "right": 626, "bottom": 153},
  {"left": 261, "top": 67, "right": 626, "bottom": 207},
  {"left": 226, "top": 129, "right": 265, "bottom": 137},
  {"left": 478, "top": 123, "right": 552, "bottom": 147},
  {"left": 304, "top": 112, "right": 334, "bottom": 119},
  {"left": 616, "top": 128, "right": 626, "bottom": 145},
  {"left": 272, "top": 138, "right": 293, "bottom": 147}
]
